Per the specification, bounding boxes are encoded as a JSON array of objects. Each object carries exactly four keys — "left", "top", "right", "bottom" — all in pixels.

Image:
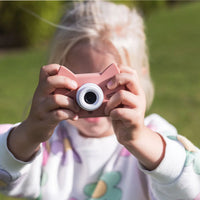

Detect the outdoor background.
[{"left": 0, "top": 1, "right": 200, "bottom": 199}]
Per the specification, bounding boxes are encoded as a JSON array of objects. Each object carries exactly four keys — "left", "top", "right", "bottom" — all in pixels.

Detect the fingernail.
[
  {"left": 107, "top": 80, "right": 114, "bottom": 89},
  {"left": 73, "top": 115, "right": 79, "bottom": 121},
  {"left": 71, "top": 80, "right": 78, "bottom": 89}
]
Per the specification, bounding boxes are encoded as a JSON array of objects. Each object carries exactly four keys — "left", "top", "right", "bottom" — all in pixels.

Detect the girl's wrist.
[
  {"left": 7, "top": 120, "right": 41, "bottom": 162},
  {"left": 123, "top": 126, "right": 166, "bottom": 170}
]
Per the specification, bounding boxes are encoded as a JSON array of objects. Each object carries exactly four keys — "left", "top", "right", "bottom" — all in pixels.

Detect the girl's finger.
[
  {"left": 40, "top": 64, "right": 61, "bottom": 80},
  {"left": 107, "top": 72, "right": 141, "bottom": 95},
  {"left": 50, "top": 109, "right": 78, "bottom": 122},
  {"left": 40, "top": 75, "right": 78, "bottom": 94},
  {"left": 105, "top": 90, "right": 138, "bottom": 115},
  {"left": 110, "top": 108, "right": 143, "bottom": 127},
  {"left": 44, "top": 94, "right": 80, "bottom": 113}
]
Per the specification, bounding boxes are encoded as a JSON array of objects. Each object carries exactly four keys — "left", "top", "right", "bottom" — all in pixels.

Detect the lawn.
[
  {"left": 146, "top": 2, "right": 200, "bottom": 145},
  {"left": 0, "top": 2, "right": 200, "bottom": 200}
]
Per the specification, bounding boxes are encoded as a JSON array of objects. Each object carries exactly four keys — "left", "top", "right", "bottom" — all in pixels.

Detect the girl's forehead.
[{"left": 65, "top": 41, "right": 119, "bottom": 74}]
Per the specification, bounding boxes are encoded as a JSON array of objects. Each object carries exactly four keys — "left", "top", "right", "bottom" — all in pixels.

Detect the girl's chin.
[{"left": 79, "top": 129, "right": 114, "bottom": 138}]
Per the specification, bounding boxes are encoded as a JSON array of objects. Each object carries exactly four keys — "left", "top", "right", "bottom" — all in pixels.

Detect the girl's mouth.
[{"left": 84, "top": 117, "right": 101, "bottom": 123}]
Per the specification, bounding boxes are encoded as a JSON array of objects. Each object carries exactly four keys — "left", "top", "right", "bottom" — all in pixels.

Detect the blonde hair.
[{"left": 49, "top": 0, "right": 154, "bottom": 109}]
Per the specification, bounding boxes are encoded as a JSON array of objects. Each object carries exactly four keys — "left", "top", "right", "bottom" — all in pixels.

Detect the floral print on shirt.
[
  {"left": 167, "top": 135, "right": 200, "bottom": 175},
  {"left": 84, "top": 171, "right": 122, "bottom": 200}
]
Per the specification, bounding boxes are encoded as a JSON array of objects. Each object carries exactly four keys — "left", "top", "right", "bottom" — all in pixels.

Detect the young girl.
[{"left": 0, "top": 1, "right": 200, "bottom": 200}]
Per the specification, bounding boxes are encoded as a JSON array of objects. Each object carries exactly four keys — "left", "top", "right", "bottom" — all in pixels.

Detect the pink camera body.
[{"left": 55, "top": 63, "right": 124, "bottom": 118}]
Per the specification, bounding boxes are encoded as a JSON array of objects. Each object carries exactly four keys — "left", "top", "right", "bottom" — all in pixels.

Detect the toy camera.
[{"left": 55, "top": 63, "right": 124, "bottom": 118}]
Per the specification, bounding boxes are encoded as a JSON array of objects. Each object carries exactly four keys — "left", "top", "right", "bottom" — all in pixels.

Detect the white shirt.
[{"left": 0, "top": 114, "right": 200, "bottom": 200}]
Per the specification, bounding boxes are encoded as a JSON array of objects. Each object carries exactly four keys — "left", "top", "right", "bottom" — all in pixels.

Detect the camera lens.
[
  {"left": 76, "top": 83, "right": 104, "bottom": 111},
  {"left": 84, "top": 92, "right": 97, "bottom": 104}
]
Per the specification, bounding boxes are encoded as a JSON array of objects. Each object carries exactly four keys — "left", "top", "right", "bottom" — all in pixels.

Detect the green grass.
[
  {"left": 0, "top": 47, "right": 47, "bottom": 123},
  {"left": 146, "top": 2, "right": 200, "bottom": 146},
  {"left": 0, "top": 2, "right": 200, "bottom": 200}
]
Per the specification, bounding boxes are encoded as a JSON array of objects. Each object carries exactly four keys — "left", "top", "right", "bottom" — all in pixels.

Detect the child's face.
[{"left": 64, "top": 41, "right": 118, "bottom": 138}]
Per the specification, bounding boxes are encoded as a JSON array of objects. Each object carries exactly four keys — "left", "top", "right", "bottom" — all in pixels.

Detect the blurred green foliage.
[
  {"left": 110, "top": 0, "right": 167, "bottom": 14},
  {"left": 0, "top": 1, "right": 169, "bottom": 48},
  {"left": 0, "top": 1, "right": 193, "bottom": 48},
  {"left": 0, "top": 1, "right": 63, "bottom": 47},
  {"left": 134, "top": 0, "right": 167, "bottom": 15}
]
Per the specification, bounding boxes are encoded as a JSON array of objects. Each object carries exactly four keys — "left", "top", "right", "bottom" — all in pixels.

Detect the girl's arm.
[
  {"left": 105, "top": 67, "right": 200, "bottom": 199},
  {"left": 0, "top": 124, "right": 43, "bottom": 198},
  {"left": 143, "top": 114, "right": 200, "bottom": 200},
  {"left": 7, "top": 64, "right": 79, "bottom": 162},
  {"left": 105, "top": 66, "right": 164, "bottom": 170},
  {"left": 0, "top": 64, "right": 79, "bottom": 198}
]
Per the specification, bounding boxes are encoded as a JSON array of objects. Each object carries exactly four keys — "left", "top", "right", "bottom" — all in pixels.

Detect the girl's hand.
[
  {"left": 105, "top": 66, "right": 165, "bottom": 170},
  {"left": 105, "top": 66, "right": 146, "bottom": 144},
  {"left": 8, "top": 64, "right": 79, "bottom": 161},
  {"left": 26, "top": 64, "right": 80, "bottom": 142}
]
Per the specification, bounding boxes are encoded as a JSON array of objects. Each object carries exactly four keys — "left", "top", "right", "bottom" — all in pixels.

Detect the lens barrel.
[{"left": 76, "top": 83, "right": 104, "bottom": 111}]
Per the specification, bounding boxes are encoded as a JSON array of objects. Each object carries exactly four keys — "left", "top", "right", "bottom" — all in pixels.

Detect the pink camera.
[{"left": 55, "top": 63, "right": 124, "bottom": 118}]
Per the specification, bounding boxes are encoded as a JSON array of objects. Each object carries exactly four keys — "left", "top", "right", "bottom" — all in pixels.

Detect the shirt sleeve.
[
  {"left": 140, "top": 114, "right": 200, "bottom": 200},
  {"left": 0, "top": 125, "right": 42, "bottom": 199}
]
